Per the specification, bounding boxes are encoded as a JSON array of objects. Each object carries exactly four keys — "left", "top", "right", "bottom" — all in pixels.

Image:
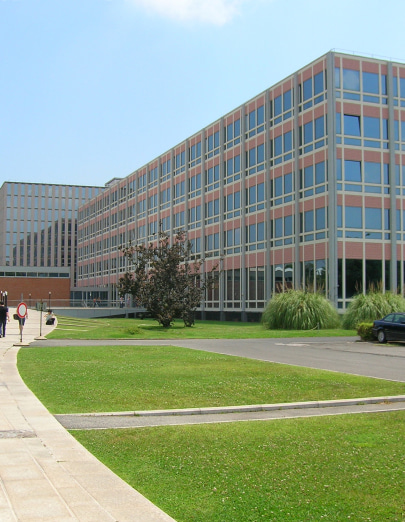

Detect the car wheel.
[{"left": 377, "top": 330, "right": 387, "bottom": 343}]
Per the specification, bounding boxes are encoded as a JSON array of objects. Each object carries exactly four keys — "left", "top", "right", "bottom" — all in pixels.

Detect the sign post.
[
  {"left": 35, "top": 299, "right": 47, "bottom": 340},
  {"left": 17, "top": 302, "right": 28, "bottom": 344}
]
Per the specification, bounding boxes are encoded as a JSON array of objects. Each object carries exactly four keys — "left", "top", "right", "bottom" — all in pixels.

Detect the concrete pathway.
[{"left": 0, "top": 309, "right": 175, "bottom": 521}]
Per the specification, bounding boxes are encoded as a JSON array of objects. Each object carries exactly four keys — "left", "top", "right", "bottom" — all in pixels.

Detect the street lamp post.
[
  {"left": 49, "top": 292, "right": 52, "bottom": 310},
  {"left": 39, "top": 299, "right": 43, "bottom": 337}
]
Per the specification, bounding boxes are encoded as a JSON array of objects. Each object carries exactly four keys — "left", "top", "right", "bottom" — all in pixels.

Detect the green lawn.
[
  {"left": 49, "top": 316, "right": 356, "bottom": 339},
  {"left": 73, "top": 412, "right": 405, "bottom": 521},
  {"left": 19, "top": 324, "right": 405, "bottom": 521},
  {"left": 18, "top": 345, "right": 405, "bottom": 414}
]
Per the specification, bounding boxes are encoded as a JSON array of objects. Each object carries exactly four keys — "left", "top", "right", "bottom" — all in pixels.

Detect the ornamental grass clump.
[
  {"left": 261, "top": 289, "right": 340, "bottom": 330},
  {"left": 342, "top": 289, "right": 405, "bottom": 329}
]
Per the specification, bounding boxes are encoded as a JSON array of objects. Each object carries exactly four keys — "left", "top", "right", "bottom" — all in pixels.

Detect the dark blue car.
[{"left": 372, "top": 312, "right": 405, "bottom": 343}]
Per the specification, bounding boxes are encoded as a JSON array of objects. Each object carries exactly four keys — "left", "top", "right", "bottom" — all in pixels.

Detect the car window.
[{"left": 384, "top": 314, "right": 395, "bottom": 322}]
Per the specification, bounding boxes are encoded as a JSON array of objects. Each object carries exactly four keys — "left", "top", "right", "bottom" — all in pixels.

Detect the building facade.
[
  {"left": 76, "top": 51, "right": 405, "bottom": 320},
  {"left": 0, "top": 182, "right": 102, "bottom": 306}
]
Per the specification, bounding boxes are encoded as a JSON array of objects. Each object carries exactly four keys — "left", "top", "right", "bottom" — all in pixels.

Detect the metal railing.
[{"left": 3, "top": 299, "right": 135, "bottom": 310}]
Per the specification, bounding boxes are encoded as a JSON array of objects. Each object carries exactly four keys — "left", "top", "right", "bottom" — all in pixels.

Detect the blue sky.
[{"left": 2, "top": 0, "right": 405, "bottom": 187}]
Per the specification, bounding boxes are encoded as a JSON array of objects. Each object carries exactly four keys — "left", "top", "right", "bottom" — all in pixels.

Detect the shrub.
[
  {"left": 261, "top": 289, "right": 340, "bottom": 330},
  {"left": 356, "top": 322, "right": 374, "bottom": 341},
  {"left": 124, "top": 326, "right": 140, "bottom": 335},
  {"left": 342, "top": 291, "right": 405, "bottom": 329}
]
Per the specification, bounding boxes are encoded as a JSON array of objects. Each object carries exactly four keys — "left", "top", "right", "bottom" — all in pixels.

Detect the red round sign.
[{"left": 17, "top": 302, "right": 27, "bottom": 319}]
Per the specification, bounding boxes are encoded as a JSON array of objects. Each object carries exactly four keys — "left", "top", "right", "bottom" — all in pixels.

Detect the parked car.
[{"left": 372, "top": 312, "right": 405, "bottom": 343}]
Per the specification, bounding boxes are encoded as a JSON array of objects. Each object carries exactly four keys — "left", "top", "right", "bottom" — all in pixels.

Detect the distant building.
[
  {"left": 75, "top": 51, "right": 405, "bottom": 320},
  {"left": 0, "top": 182, "right": 102, "bottom": 306}
]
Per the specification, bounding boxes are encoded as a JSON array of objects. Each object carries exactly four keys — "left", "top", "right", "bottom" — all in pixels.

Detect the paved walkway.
[{"left": 0, "top": 309, "right": 175, "bottom": 521}]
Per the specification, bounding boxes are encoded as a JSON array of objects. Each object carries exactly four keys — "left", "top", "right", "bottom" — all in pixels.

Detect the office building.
[
  {"left": 75, "top": 51, "right": 405, "bottom": 319},
  {"left": 0, "top": 182, "right": 102, "bottom": 306}
]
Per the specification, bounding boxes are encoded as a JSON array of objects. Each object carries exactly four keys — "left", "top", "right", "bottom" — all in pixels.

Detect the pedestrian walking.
[{"left": 0, "top": 301, "right": 10, "bottom": 337}]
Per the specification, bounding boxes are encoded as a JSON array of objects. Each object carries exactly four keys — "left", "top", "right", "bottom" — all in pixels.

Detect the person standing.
[{"left": 0, "top": 301, "right": 10, "bottom": 337}]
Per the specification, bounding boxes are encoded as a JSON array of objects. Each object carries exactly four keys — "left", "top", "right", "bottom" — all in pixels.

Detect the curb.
[{"left": 68, "top": 395, "right": 405, "bottom": 418}]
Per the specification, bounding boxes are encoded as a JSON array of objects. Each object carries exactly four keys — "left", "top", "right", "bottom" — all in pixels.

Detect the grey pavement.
[{"left": 0, "top": 309, "right": 175, "bottom": 522}]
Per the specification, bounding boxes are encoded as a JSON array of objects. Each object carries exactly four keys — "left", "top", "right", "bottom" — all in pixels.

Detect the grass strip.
[
  {"left": 18, "top": 345, "right": 405, "bottom": 414},
  {"left": 72, "top": 412, "right": 405, "bottom": 521},
  {"left": 48, "top": 316, "right": 356, "bottom": 340}
]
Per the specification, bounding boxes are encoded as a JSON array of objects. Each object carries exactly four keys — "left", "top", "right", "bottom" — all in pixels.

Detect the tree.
[{"left": 117, "top": 231, "right": 216, "bottom": 328}]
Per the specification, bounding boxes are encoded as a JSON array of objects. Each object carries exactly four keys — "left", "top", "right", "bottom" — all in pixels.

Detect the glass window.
[
  {"left": 304, "top": 121, "right": 313, "bottom": 143},
  {"left": 283, "top": 90, "right": 292, "bottom": 111},
  {"left": 316, "top": 208, "right": 326, "bottom": 229},
  {"left": 345, "top": 160, "right": 361, "bottom": 182},
  {"left": 345, "top": 206, "right": 362, "bottom": 227},
  {"left": 382, "top": 119, "right": 388, "bottom": 140},
  {"left": 274, "top": 177, "right": 282, "bottom": 197},
  {"left": 284, "top": 130, "right": 292, "bottom": 152},
  {"left": 314, "top": 71, "right": 324, "bottom": 95},
  {"left": 304, "top": 166, "right": 313, "bottom": 188},
  {"left": 304, "top": 210, "right": 314, "bottom": 232},
  {"left": 381, "top": 75, "right": 387, "bottom": 95},
  {"left": 257, "top": 222, "right": 265, "bottom": 242},
  {"left": 284, "top": 215, "right": 293, "bottom": 236},
  {"left": 303, "top": 78, "right": 312, "bottom": 101},
  {"left": 401, "top": 78, "right": 405, "bottom": 98},
  {"left": 365, "top": 208, "right": 382, "bottom": 230},
  {"left": 364, "top": 162, "right": 380, "bottom": 184},
  {"left": 257, "top": 144, "right": 264, "bottom": 164},
  {"left": 274, "top": 136, "right": 282, "bottom": 156},
  {"left": 315, "top": 161, "right": 326, "bottom": 185},
  {"left": 315, "top": 116, "right": 324, "bottom": 139},
  {"left": 393, "top": 76, "right": 398, "bottom": 97},
  {"left": 248, "top": 186, "right": 256, "bottom": 204},
  {"left": 344, "top": 114, "right": 361, "bottom": 136},
  {"left": 249, "top": 110, "right": 256, "bottom": 130},
  {"left": 362, "top": 72, "right": 379, "bottom": 94},
  {"left": 343, "top": 69, "right": 360, "bottom": 91},
  {"left": 234, "top": 154, "right": 241, "bottom": 172},
  {"left": 284, "top": 172, "right": 293, "bottom": 193},
  {"left": 335, "top": 67, "right": 341, "bottom": 89},
  {"left": 226, "top": 122, "right": 233, "bottom": 141},
  {"left": 249, "top": 150, "right": 255, "bottom": 168},
  {"left": 233, "top": 119, "right": 240, "bottom": 138},
  {"left": 384, "top": 164, "right": 389, "bottom": 184},
  {"left": 363, "top": 116, "right": 380, "bottom": 139},
  {"left": 257, "top": 105, "right": 265, "bottom": 125},
  {"left": 275, "top": 218, "right": 282, "bottom": 238},
  {"left": 336, "top": 112, "right": 341, "bottom": 134},
  {"left": 255, "top": 181, "right": 264, "bottom": 201},
  {"left": 274, "top": 96, "right": 282, "bottom": 117}
]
